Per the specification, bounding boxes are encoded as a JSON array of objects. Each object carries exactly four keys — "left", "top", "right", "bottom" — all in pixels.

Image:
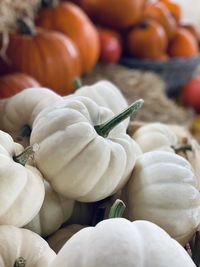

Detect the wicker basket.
[{"left": 119, "top": 55, "right": 200, "bottom": 97}]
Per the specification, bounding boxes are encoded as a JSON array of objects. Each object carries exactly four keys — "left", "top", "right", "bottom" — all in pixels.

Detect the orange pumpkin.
[
  {"left": 126, "top": 19, "right": 168, "bottom": 60},
  {"left": 0, "top": 72, "right": 40, "bottom": 98},
  {"left": 180, "top": 22, "right": 200, "bottom": 43},
  {"left": 160, "top": 0, "right": 181, "bottom": 22},
  {"left": 0, "top": 23, "right": 81, "bottom": 95},
  {"left": 36, "top": 2, "right": 100, "bottom": 74},
  {"left": 167, "top": 27, "right": 199, "bottom": 58},
  {"left": 80, "top": 0, "right": 148, "bottom": 29},
  {"left": 144, "top": 2, "right": 177, "bottom": 40}
]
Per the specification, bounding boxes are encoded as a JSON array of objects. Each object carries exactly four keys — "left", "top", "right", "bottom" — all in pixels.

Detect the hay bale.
[{"left": 82, "top": 63, "right": 194, "bottom": 127}]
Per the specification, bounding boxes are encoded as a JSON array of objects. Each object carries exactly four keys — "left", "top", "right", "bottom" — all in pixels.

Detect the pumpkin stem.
[
  {"left": 13, "top": 144, "right": 39, "bottom": 166},
  {"left": 189, "top": 231, "right": 200, "bottom": 266},
  {"left": 41, "top": 0, "right": 59, "bottom": 8},
  {"left": 74, "top": 77, "right": 82, "bottom": 90},
  {"left": 95, "top": 99, "right": 144, "bottom": 138},
  {"left": 109, "top": 199, "right": 126, "bottom": 219},
  {"left": 18, "top": 18, "right": 36, "bottom": 36},
  {"left": 13, "top": 257, "right": 26, "bottom": 267},
  {"left": 172, "top": 144, "right": 192, "bottom": 154}
]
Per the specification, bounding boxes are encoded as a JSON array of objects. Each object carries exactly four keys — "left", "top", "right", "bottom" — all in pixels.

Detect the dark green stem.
[
  {"left": 172, "top": 144, "right": 193, "bottom": 154},
  {"left": 190, "top": 231, "right": 200, "bottom": 266},
  {"left": 109, "top": 199, "right": 126, "bottom": 219},
  {"left": 95, "top": 99, "right": 144, "bottom": 138},
  {"left": 13, "top": 144, "right": 39, "bottom": 166},
  {"left": 13, "top": 257, "right": 26, "bottom": 267},
  {"left": 18, "top": 19, "right": 36, "bottom": 35},
  {"left": 41, "top": 0, "right": 59, "bottom": 7}
]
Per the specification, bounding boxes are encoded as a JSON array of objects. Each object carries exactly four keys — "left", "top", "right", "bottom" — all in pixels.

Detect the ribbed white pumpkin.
[
  {"left": 30, "top": 96, "right": 142, "bottom": 202},
  {"left": 24, "top": 181, "right": 75, "bottom": 237},
  {"left": 0, "top": 87, "right": 62, "bottom": 147},
  {"left": 0, "top": 225, "right": 56, "bottom": 267},
  {"left": 74, "top": 80, "right": 129, "bottom": 128},
  {"left": 123, "top": 150, "right": 200, "bottom": 246},
  {"left": 0, "top": 130, "right": 45, "bottom": 227},
  {"left": 132, "top": 122, "right": 178, "bottom": 153},
  {"left": 50, "top": 218, "right": 196, "bottom": 267}
]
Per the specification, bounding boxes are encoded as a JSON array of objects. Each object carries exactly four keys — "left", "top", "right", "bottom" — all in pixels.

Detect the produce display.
[{"left": 1, "top": 0, "right": 200, "bottom": 266}]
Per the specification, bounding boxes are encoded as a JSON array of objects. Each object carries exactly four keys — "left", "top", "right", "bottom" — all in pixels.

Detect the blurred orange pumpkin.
[
  {"left": 36, "top": 1, "right": 100, "bottom": 74},
  {"left": 80, "top": 0, "right": 148, "bottom": 29},
  {"left": 160, "top": 0, "right": 181, "bottom": 22},
  {"left": 167, "top": 27, "right": 199, "bottom": 58},
  {"left": 0, "top": 22, "right": 81, "bottom": 95},
  {"left": 126, "top": 19, "right": 168, "bottom": 59},
  {"left": 144, "top": 2, "right": 177, "bottom": 40},
  {"left": 0, "top": 72, "right": 40, "bottom": 99}
]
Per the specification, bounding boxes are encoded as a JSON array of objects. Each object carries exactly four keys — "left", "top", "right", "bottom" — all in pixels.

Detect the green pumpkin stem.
[
  {"left": 172, "top": 144, "right": 192, "bottom": 154},
  {"left": 13, "top": 144, "right": 39, "bottom": 166},
  {"left": 18, "top": 19, "right": 36, "bottom": 36},
  {"left": 95, "top": 99, "right": 144, "bottom": 138},
  {"left": 74, "top": 77, "right": 82, "bottom": 90},
  {"left": 109, "top": 199, "right": 126, "bottom": 219},
  {"left": 41, "top": 0, "right": 59, "bottom": 7},
  {"left": 13, "top": 257, "right": 26, "bottom": 267}
]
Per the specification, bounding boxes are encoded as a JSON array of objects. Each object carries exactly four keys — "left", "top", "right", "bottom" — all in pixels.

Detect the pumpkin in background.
[
  {"left": 160, "top": 0, "right": 181, "bottom": 22},
  {"left": 126, "top": 19, "right": 168, "bottom": 59},
  {"left": 0, "top": 21, "right": 81, "bottom": 95},
  {"left": 180, "top": 22, "right": 200, "bottom": 43},
  {"left": 36, "top": 1, "right": 100, "bottom": 74},
  {"left": 80, "top": 0, "right": 148, "bottom": 29},
  {"left": 0, "top": 72, "right": 40, "bottom": 99},
  {"left": 144, "top": 1, "right": 178, "bottom": 40},
  {"left": 167, "top": 27, "right": 199, "bottom": 57}
]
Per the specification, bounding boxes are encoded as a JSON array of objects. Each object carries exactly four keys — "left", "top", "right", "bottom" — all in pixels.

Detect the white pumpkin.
[
  {"left": 50, "top": 218, "right": 196, "bottom": 267},
  {"left": 74, "top": 80, "right": 129, "bottom": 128},
  {"left": 132, "top": 122, "right": 178, "bottom": 153},
  {"left": 47, "top": 224, "right": 85, "bottom": 253},
  {"left": 30, "top": 96, "right": 143, "bottom": 202},
  {"left": 24, "top": 181, "right": 75, "bottom": 237},
  {"left": 0, "top": 130, "right": 45, "bottom": 227},
  {"left": 0, "top": 87, "right": 62, "bottom": 147},
  {"left": 0, "top": 225, "right": 56, "bottom": 267},
  {"left": 123, "top": 150, "right": 200, "bottom": 246}
]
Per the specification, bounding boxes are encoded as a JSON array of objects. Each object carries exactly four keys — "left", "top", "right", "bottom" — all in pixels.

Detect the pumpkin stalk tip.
[
  {"left": 13, "top": 257, "right": 26, "bottom": 267},
  {"left": 109, "top": 199, "right": 126, "bottom": 219},
  {"left": 95, "top": 99, "right": 144, "bottom": 138},
  {"left": 172, "top": 144, "right": 193, "bottom": 154},
  {"left": 13, "top": 144, "right": 39, "bottom": 166},
  {"left": 74, "top": 77, "right": 82, "bottom": 91}
]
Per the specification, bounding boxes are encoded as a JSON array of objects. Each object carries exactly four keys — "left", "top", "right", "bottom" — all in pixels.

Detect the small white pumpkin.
[
  {"left": 0, "top": 130, "right": 45, "bottom": 227},
  {"left": 50, "top": 218, "right": 196, "bottom": 267},
  {"left": 47, "top": 224, "right": 85, "bottom": 253},
  {"left": 24, "top": 181, "right": 75, "bottom": 237},
  {"left": 123, "top": 150, "right": 200, "bottom": 246},
  {"left": 30, "top": 96, "right": 143, "bottom": 202},
  {"left": 0, "top": 87, "right": 62, "bottom": 147},
  {"left": 0, "top": 225, "right": 56, "bottom": 267},
  {"left": 132, "top": 122, "right": 178, "bottom": 153},
  {"left": 74, "top": 80, "right": 129, "bottom": 128}
]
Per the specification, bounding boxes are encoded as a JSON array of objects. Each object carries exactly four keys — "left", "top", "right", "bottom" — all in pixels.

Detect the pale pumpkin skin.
[
  {"left": 50, "top": 218, "right": 196, "bottom": 267},
  {"left": 123, "top": 150, "right": 200, "bottom": 246},
  {"left": 24, "top": 181, "right": 75, "bottom": 237},
  {"left": 132, "top": 122, "right": 178, "bottom": 153},
  {"left": 0, "top": 130, "right": 45, "bottom": 227},
  {"left": 74, "top": 80, "right": 129, "bottom": 128},
  {"left": 0, "top": 87, "right": 62, "bottom": 147},
  {"left": 0, "top": 225, "right": 56, "bottom": 267},
  {"left": 47, "top": 224, "right": 85, "bottom": 253},
  {"left": 30, "top": 96, "right": 142, "bottom": 202}
]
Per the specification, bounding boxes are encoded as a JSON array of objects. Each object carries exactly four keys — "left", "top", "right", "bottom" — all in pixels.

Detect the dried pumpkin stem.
[
  {"left": 18, "top": 19, "right": 36, "bottom": 35},
  {"left": 74, "top": 77, "right": 82, "bottom": 90},
  {"left": 13, "top": 144, "right": 39, "bottom": 166},
  {"left": 109, "top": 199, "right": 126, "bottom": 219},
  {"left": 41, "top": 0, "right": 59, "bottom": 8},
  {"left": 172, "top": 144, "right": 192, "bottom": 154},
  {"left": 95, "top": 99, "right": 144, "bottom": 138},
  {"left": 13, "top": 257, "right": 26, "bottom": 267}
]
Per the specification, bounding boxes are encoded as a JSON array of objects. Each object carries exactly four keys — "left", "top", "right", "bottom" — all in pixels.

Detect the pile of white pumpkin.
[{"left": 0, "top": 80, "right": 200, "bottom": 267}]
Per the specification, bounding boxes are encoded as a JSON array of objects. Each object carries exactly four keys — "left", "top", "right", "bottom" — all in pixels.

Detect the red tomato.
[
  {"left": 181, "top": 77, "right": 200, "bottom": 113},
  {"left": 98, "top": 28, "right": 122, "bottom": 64}
]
